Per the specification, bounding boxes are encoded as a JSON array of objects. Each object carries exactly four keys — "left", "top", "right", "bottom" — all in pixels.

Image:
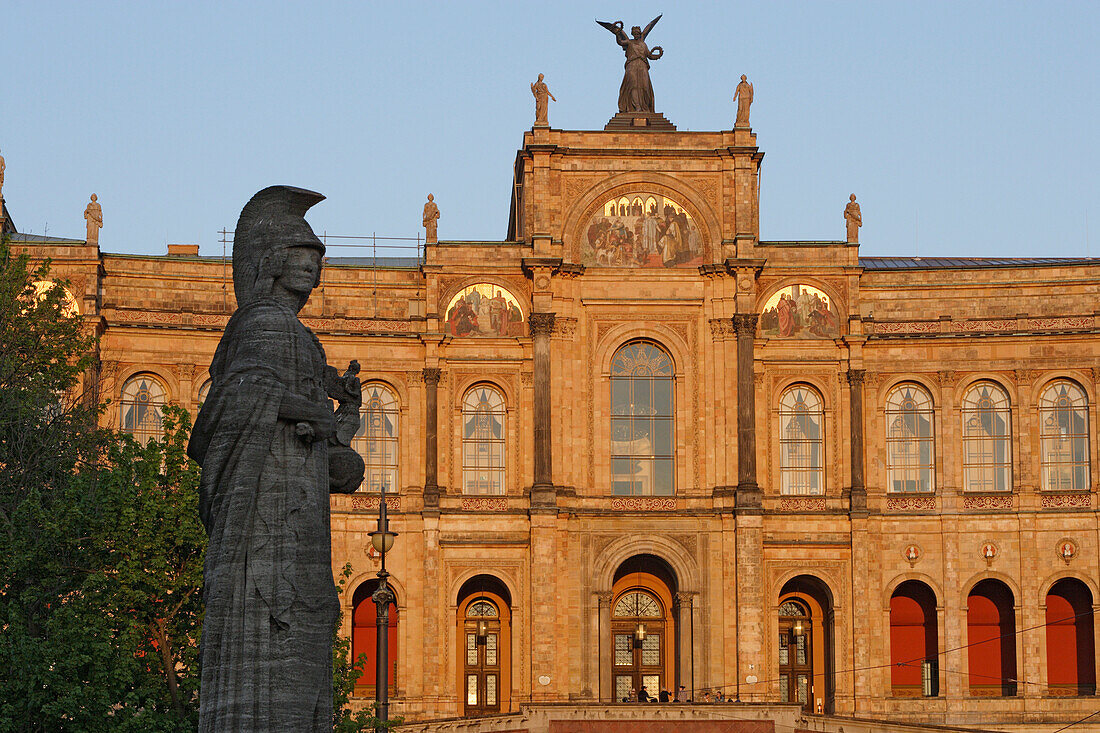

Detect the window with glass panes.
[
  {"left": 779, "top": 385, "right": 824, "bottom": 495},
  {"left": 120, "top": 375, "right": 167, "bottom": 443},
  {"left": 961, "top": 382, "right": 1011, "bottom": 492},
  {"left": 354, "top": 383, "right": 399, "bottom": 492},
  {"left": 462, "top": 386, "right": 506, "bottom": 494},
  {"left": 885, "top": 384, "right": 935, "bottom": 493},
  {"left": 610, "top": 342, "right": 674, "bottom": 496},
  {"left": 1039, "top": 380, "right": 1090, "bottom": 492}
]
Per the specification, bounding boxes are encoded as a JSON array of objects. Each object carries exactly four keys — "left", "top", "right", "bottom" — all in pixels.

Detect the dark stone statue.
[
  {"left": 188, "top": 185, "right": 363, "bottom": 731},
  {"left": 597, "top": 15, "right": 664, "bottom": 113}
]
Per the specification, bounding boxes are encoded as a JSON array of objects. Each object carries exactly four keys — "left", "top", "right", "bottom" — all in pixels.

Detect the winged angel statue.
[{"left": 597, "top": 15, "right": 664, "bottom": 113}]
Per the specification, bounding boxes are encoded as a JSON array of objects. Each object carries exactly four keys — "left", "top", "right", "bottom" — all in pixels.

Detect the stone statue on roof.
[
  {"left": 531, "top": 73, "right": 557, "bottom": 127},
  {"left": 597, "top": 15, "right": 664, "bottom": 113},
  {"left": 734, "top": 74, "right": 754, "bottom": 127},
  {"left": 845, "top": 194, "right": 862, "bottom": 243},
  {"left": 84, "top": 194, "right": 102, "bottom": 245},
  {"left": 423, "top": 193, "right": 440, "bottom": 244},
  {"left": 187, "top": 185, "right": 363, "bottom": 731}
]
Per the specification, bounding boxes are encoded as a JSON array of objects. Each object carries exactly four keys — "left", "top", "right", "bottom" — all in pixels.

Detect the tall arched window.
[
  {"left": 967, "top": 579, "right": 1017, "bottom": 697},
  {"left": 352, "top": 579, "right": 398, "bottom": 695},
  {"left": 1039, "top": 380, "right": 1090, "bottom": 492},
  {"left": 196, "top": 378, "right": 212, "bottom": 409},
  {"left": 120, "top": 374, "right": 167, "bottom": 443},
  {"left": 890, "top": 581, "right": 939, "bottom": 697},
  {"left": 462, "top": 385, "right": 506, "bottom": 495},
  {"left": 961, "top": 382, "right": 1012, "bottom": 492},
  {"left": 1046, "top": 578, "right": 1096, "bottom": 696},
  {"left": 885, "top": 384, "right": 935, "bottom": 493},
  {"left": 355, "top": 383, "right": 399, "bottom": 492},
  {"left": 779, "top": 385, "right": 824, "bottom": 495},
  {"left": 610, "top": 341, "right": 674, "bottom": 496}
]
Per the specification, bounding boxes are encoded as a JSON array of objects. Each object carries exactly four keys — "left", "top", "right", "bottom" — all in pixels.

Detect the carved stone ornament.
[
  {"left": 980, "top": 541, "right": 999, "bottom": 565},
  {"left": 731, "top": 313, "right": 759, "bottom": 336},
  {"left": 847, "top": 369, "right": 866, "bottom": 387},
  {"left": 903, "top": 544, "right": 922, "bottom": 567},
  {"left": 422, "top": 367, "right": 442, "bottom": 385},
  {"left": 528, "top": 311, "right": 556, "bottom": 337},
  {"left": 1057, "top": 538, "right": 1078, "bottom": 564}
]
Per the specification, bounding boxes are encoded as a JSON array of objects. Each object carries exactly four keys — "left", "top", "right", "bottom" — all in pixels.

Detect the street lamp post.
[{"left": 369, "top": 493, "right": 397, "bottom": 732}]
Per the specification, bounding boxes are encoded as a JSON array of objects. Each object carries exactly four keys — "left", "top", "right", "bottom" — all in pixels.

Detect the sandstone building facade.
[{"left": 8, "top": 117, "right": 1100, "bottom": 731}]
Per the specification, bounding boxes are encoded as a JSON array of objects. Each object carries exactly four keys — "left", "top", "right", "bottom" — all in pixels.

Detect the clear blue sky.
[{"left": 3, "top": 1, "right": 1098, "bottom": 258}]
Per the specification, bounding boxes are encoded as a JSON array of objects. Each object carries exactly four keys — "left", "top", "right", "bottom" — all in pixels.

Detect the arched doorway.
[
  {"left": 610, "top": 555, "right": 677, "bottom": 702},
  {"left": 966, "top": 579, "right": 1017, "bottom": 697},
  {"left": 889, "top": 580, "right": 938, "bottom": 697},
  {"left": 457, "top": 575, "right": 512, "bottom": 717},
  {"left": 778, "top": 575, "right": 835, "bottom": 714},
  {"left": 351, "top": 579, "right": 398, "bottom": 697},
  {"left": 1046, "top": 578, "right": 1096, "bottom": 696}
]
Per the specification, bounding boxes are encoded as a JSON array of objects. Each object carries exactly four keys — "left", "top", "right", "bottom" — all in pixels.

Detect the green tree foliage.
[{"left": 0, "top": 241, "right": 205, "bottom": 731}]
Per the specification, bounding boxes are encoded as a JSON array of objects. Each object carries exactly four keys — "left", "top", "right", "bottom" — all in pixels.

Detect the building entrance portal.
[
  {"left": 609, "top": 555, "right": 678, "bottom": 702},
  {"left": 778, "top": 575, "right": 835, "bottom": 714},
  {"left": 457, "top": 575, "right": 512, "bottom": 717}
]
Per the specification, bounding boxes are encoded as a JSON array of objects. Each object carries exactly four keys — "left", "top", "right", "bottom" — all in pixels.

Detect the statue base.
[{"left": 604, "top": 112, "right": 676, "bottom": 131}]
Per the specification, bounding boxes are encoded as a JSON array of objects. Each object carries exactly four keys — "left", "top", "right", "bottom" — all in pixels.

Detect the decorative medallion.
[
  {"left": 759, "top": 284, "right": 839, "bottom": 338},
  {"left": 980, "top": 541, "right": 999, "bottom": 564},
  {"left": 581, "top": 193, "right": 704, "bottom": 267},
  {"left": 903, "top": 544, "right": 922, "bottom": 566},
  {"left": 444, "top": 284, "right": 526, "bottom": 337},
  {"left": 1057, "top": 538, "right": 1078, "bottom": 564}
]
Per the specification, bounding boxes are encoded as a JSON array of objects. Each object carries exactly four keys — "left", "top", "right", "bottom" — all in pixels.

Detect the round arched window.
[
  {"left": 120, "top": 374, "right": 167, "bottom": 443},
  {"left": 885, "top": 384, "right": 935, "bottom": 493},
  {"left": 961, "top": 382, "right": 1011, "bottom": 492},
  {"left": 356, "top": 383, "right": 399, "bottom": 492},
  {"left": 779, "top": 385, "right": 824, "bottom": 495},
  {"left": 462, "top": 386, "right": 506, "bottom": 495},
  {"left": 610, "top": 342, "right": 674, "bottom": 496},
  {"left": 1039, "top": 380, "right": 1089, "bottom": 492}
]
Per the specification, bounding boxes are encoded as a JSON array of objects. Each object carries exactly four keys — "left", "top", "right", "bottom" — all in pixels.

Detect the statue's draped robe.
[
  {"left": 189, "top": 300, "right": 338, "bottom": 731},
  {"left": 618, "top": 39, "right": 656, "bottom": 113}
]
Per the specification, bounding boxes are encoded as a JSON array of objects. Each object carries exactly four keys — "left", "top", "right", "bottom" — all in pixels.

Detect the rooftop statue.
[
  {"left": 84, "top": 194, "right": 102, "bottom": 245},
  {"left": 531, "top": 73, "right": 557, "bottom": 127},
  {"left": 187, "top": 185, "right": 363, "bottom": 731},
  {"left": 733, "top": 74, "right": 754, "bottom": 127},
  {"left": 423, "top": 193, "right": 440, "bottom": 243},
  {"left": 845, "top": 194, "right": 862, "bottom": 243},
  {"left": 597, "top": 15, "right": 664, "bottom": 114}
]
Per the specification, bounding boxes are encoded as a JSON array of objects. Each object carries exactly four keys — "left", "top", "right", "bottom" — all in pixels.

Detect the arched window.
[
  {"left": 890, "top": 581, "right": 939, "bottom": 697},
  {"left": 351, "top": 580, "right": 398, "bottom": 695},
  {"left": 612, "top": 590, "right": 665, "bottom": 701},
  {"left": 610, "top": 341, "right": 674, "bottom": 496},
  {"left": 462, "top": 386, "right": 506, "bottom": 495},
  {"left": 961, "top": 382, "right": 1012, "bottom": 492},
  {"left": 967, "top": 580, "right": 1017, "bottom": 697},
  {"left": 196, "top": 379, "right": 211, "bottom": 409},
  {"left": 885, "top": 384, "right": 935, "bottom": 493},
  {"left": 1046, "top": 578, "right": 1096, "bottom": 696},
  {"left": 355, "top": 383, "right": 399, "bottom": 492},
  {"left": 1039, "top": 380, "right": 1090, "bottom": 492},
  {"left": 120, "top": 374, "right": 167, "bottom": 443},
  {"left": 779, "top": 385, "right": 824, "bottom": 495}
]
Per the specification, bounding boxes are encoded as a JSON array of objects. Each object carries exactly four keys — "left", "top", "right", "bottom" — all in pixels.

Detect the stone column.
[
  {"left": 422, "top": 367, "right": 441, "bottom": 510},
  {"left": 674, "top": 591, "right": 695, "bottom": 695},
  {"left": 597, "top": 592, "right": 613, "bottom": 702},
  {"left": 847, "top": 369, "right": 867, "bottom": 514},
  {"left": 731, "top": 313, "right": 761, "bottom": 510},
  {"left": 529, "top": 312, "right": 556, "bottom": 507}
]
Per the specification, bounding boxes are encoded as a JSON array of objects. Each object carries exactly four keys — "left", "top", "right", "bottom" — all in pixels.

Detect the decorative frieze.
[
  {"left": 1040, "top": 493, "right": 1093, "bottom": 509},
  {"left": 962, "top": 494, "right": 1013, "bottom": 510},
  {"left": 461, "top": 497, "right": 508, "bottom": 512},
  {"left": 777, "top": 497, "right": 827, "bottom": 512},
  {"left": 870, "top": 316, "right": 1096, "bottom": 337},
  {"left": 886, "top": 495, "right": 937, "bottom": 512},
  {"left": 610, "top": 496, "right": 676, "bottom": 511},
  {"left": 349, "top": 495, "right": 401, "bottom": 512}
]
